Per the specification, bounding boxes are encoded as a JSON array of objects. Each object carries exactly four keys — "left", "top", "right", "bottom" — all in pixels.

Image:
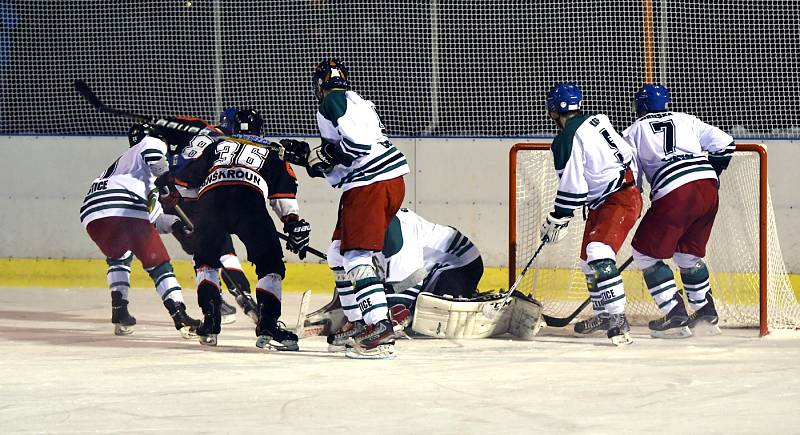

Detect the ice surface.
[{"left": 1, "top": 288, "right": 799, "bottom": 434}]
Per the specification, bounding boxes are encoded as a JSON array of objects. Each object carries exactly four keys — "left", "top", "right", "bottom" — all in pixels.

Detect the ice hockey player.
[
  {"left": 80, "top": 126, "right": 200, "bottom": 338},
  {"left": 624, "top": 84, "right": 734, "bottom": 338},
  {"left": 155, "top": 111, "right": 265, "bottom": 325},
  {"left": 320, "top": 207, "right": 543, "bottom": 347},
  {"left": 542, "top": 83, "right": 642, "bottom": 346},
  {"left": 281, "top": 58, "right": 410, "bottom": 359},
  {"left": 176, "top": 112, "right": 309, "bottom": 350}
]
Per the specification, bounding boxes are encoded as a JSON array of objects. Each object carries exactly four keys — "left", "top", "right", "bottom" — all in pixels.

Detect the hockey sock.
[
  {"left": 588, "top": 259, "right": 626, "bottom": 315},
  {"left": 643, "top": 261, "right": 679, "bottom": 314},
  {"left": 350, "top": 265, "right": 389, "bottom": 325},
  {"left": 146, "top": 262, "right": 183, "bottom": 304},
  {"left": 256, "top": 274, "right": 282, "bottom": 319},
  {"left": 196, "top": 268, "right": 222, "bottom": 334},
  {"left": 332, "top": 266, "right": 362, "bottom": 322},
  {"left": 680, "top": 260, "right": 712, "bottom": 311},
  {"left": 106, "top": 252, "right": 133, "bottom": 300},
  {"left": 585, "top": 273, "right": 604, "bottom": 316}
]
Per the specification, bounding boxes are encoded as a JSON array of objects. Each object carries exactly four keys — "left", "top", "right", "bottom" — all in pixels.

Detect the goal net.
[
  {"left": 1, "top": 1, "right": 799, "bottom": 137},
  {"left": 510, "top": 143, "right": 800, "bottom": 335}
]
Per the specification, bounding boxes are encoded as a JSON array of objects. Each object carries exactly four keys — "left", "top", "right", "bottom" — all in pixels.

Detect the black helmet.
[
  {"left": 232, "top": 109, "right": 264, "bottom": 135},
  {"left": 312, "top": 58, "right": 351, "bottom": 100},
  {"left": 127, "top": 123, "right": 153, "bottom": 147}
]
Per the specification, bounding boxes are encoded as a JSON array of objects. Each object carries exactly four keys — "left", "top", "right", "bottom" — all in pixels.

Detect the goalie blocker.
[{"left": 411, "top": 291, "right": 544, "bottom": 340}]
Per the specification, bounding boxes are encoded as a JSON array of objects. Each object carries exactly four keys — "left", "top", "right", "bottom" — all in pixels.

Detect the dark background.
[{"left": 1, "top": 0, "right": 797, "bottom": 137}]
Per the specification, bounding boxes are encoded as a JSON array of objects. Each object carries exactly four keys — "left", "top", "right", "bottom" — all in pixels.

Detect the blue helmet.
[
  {"left": 635, "top": 84, "right": 670, "bottom": 115},
  {"left": 218, "top": 107, "right": 238, "bottom": 135},
  {"left": 546, "top": 83, "right": 583, "bottom": 114},
  {"left": 312, "top": 58, "right": 351, "bottom": 100}
]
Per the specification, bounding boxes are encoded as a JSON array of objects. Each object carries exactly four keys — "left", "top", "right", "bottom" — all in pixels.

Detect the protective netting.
[
  {"left": 511, "top": 143, "right": 800, "bottom": 332},
  {"left": 1, "top": 1, "right": 799, "bottom": 137}
]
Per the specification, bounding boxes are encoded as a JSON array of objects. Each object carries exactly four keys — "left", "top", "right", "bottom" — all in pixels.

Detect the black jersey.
[{"left": 180, "top": 133, "right": 298, "bottom": 202}]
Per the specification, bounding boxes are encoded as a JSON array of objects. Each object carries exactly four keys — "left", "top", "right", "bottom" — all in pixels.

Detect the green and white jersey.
[
  {"left": 79, "top": 136, "right": 167, "bottom": 227},
  {"left": 623, "top": 111, "right": 734, "bottom": 201},
  {"left": 316, "top": 90, "right": 409, "bottom": 191},
  {"left": 375, "top": 208, "right": 481, "bottom": 300},
  {"left": 550, "top": 113, "right": 635, "bottom": 216}
]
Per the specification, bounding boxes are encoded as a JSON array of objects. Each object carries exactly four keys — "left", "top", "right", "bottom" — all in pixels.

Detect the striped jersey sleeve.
[
  {"left": 139, "top": 136, "right": 169, "bottom": 176},
  {"left": 551, "top": 128, "right": 589, "bottom": 217}
]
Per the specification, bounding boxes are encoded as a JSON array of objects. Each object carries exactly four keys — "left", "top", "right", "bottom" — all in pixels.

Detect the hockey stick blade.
[
  {"left": 74, "top": 79, "right": 150, "bottom": 122},
  {"left": 74, "top": 80, "right": 283, "bottom": 154},
  {"left": 294, "top": 290, "right": 312, "bottom": 336},
  {"left": 482, "top": 239, "right": 547, "bottom": 320},
  {"left": 541, "top": 256, "right": 634, "bottom": 327}
]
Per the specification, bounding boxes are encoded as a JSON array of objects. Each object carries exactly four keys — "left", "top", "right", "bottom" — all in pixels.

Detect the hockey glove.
[
  {"left": 283, "top": 216, "right": 311, "bottom": 259},
  {"left": 540, "top": 212, "right": 571, "bottom": 244},
  {"left": 154, "top": 213, "right": 181, "bottom": 234},
  {"left": 279, "top": 139, "right": 311, "bottom": 166},
  {"left": 306, "top": 142, "right": 337, "bottom": 178}
]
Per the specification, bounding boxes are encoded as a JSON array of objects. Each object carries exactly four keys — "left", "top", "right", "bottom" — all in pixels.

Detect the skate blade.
[
  {"left": 327, "top": 343, "right": 347, "bottom": 353},
  {"left": 689, "top": 321, "right": 722, "bottom": 336},
  {"left": 198, "top": 334, "right": 218, "bottom": 346},
  {"left": 255, "top": 335, "right": 299, "bottom": 351},
  {"left": 114, "top": 324, "right": 135, "bottom": 336},
  {"left": 221, "top": 314, "right": 237, "bottom": 325},
  {"left": 573, "top": 329, "right": 608, "bottom": 338},
  {"left": 178, "top": 326, "right": 198, "bottom": 339},
  {"left": 609, "top": 332, "right": 634, "bottom": 346},
  {"left": 345, "top": 344, "right": 397, "bottom": 360},
  {"left": 650, "top": 326, "right": 692, "bottom": 339}
]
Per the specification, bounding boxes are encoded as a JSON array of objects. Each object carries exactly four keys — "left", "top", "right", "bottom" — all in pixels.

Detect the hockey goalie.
[{"left": 301, "top": 208, "right": 544, "bottom": 348}]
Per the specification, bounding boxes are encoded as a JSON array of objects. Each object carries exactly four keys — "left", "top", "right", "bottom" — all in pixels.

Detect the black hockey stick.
[
  {"left": 74, "top": 80, "right": 284, "bottom": 153},
  {"left": 541, "top": 256, "right": 634, "bottom": 327},
  {"left": 276, "top": 232, "right": 327, "bottom": 260},
  {"left": 483, "top": 239, "right": 548, "bottom": 319}
]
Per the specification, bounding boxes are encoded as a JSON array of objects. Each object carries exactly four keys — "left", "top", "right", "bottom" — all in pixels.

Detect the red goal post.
[{"left": 509, "top": 142, "right": 798, "bottom": 336}]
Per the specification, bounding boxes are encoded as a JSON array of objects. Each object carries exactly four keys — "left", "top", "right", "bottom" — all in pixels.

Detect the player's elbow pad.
[{"left": 708, "top": 154, "right": 732, "bottom": 176}]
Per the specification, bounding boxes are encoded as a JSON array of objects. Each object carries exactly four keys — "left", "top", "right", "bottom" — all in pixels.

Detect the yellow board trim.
[{"left": 0, "top": 258, "right": 510, "bottom": 294}]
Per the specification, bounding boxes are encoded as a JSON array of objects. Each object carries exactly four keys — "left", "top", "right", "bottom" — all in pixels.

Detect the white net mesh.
[
  {"left": 511, "top": 143, "right": 800, "bottom": 332},
  {"left": 1, "top": 1, "right": 799, "bottom": 137}
]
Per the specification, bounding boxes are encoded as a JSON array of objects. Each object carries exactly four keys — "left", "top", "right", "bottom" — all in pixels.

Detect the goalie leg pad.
[
  {"left": 411, "top": 292, "right": 512, "bottom": 339},
  {"left": 508, "top": 292, "right": 544, "bottom": 340}
]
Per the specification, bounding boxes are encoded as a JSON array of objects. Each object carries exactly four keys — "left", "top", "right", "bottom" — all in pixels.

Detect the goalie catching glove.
[
  {"left": 280, "top": 139, "right": 337, "bottom": 178},
  {"left": 282, "top": 215, "right": 311, "bottom": 259},
  {"left": 540, "top": 212, "right": 570, "bottom": 244}
]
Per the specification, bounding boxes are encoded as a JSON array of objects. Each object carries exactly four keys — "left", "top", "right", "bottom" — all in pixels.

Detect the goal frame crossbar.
[{"left": 508, "top": 142, "right": 770, "bottom": 336}]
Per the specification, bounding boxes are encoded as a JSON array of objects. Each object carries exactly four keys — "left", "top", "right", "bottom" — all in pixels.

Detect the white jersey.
[
  {"left": 80, "top": 136, "right": 167, "bottom": 227},
  {"left": 550, "top": 114, "right": 636, "bottom": 216},
  {"left": 316, "top": 90, "right": 410, "bottom": 191},
  {"left": 374, "top": 208, "right": 481, "bottom": 296},
  {"left": 623, "top": 111, "right": 735, "bottom": 201}
]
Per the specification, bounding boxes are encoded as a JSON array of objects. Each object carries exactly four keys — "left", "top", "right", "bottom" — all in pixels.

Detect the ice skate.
[
  {"left": 573, "top": 312, "right": 610, "bottom": 337},
  {"left": 346, "top": 319, "right": 397, "bottom": 360},
  {"left": 606, "top": 313, "right": 633, "bottom": 346},
  {"left": 220, "top": 298, "right": 237, "bottom": 325},
  {"left": 326, "top": 320, "right": 366, "bottom": 352},
  {"left": 111, "top": 292, "right": 136, "bottom": 336},
  {"left": 164, "top": 299, "right": 201, "bottom": 339},
  {"left": 197, "top": 300, "right": 221, "bottom": 347},
  {"left": 389, "top": 304, "right": 412, "bottom": 335},
  {"left": 649, "top": 298, "right": 691, "bottom": 339},
  {"left": 256, "top": 317, "right": 299, "bottom": 351},
  {"left": 687, "top": 294, "right": 721, "bottom": 336}
]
